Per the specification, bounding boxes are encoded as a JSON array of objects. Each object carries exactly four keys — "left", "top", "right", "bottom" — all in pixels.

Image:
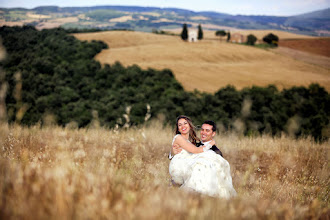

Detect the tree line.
[
  {"left": 0, "top": 26, "right": 329, "bottom": 140},
  {"left": 180, "top": 23, "right": 279, "bottom": 47}
]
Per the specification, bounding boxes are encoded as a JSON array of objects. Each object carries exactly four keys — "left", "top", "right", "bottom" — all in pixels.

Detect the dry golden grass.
[
  {"left": 109, "top": 16, "right": 133, "bottom": 22},
  {"left": 34, "top": 17, "right": 79, "bottom": 30},
  {"left": 0, "top": 122, "right": 329, "bottom": 219},
  {"left": 74, "top": 31, "right": 330, "bottom": 93},
  {"left": 52, "top": 17, "right": 79, "bottom": 23},
  {"left": 26, "top": 12, "right": 51, "bottom": 19},
  {"left": 190, "top": 16, "right": 209, "bottom": 20},
  {"left": 141, "top": 12, "right": 161, "bottom": 17},
  {"left": 0, "top": 12, "right": 69, "bottom": 29}
]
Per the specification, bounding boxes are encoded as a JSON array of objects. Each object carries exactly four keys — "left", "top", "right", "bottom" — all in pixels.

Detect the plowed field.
[{"left": 279, "top": 38, "right": 330, "bottom": 57}]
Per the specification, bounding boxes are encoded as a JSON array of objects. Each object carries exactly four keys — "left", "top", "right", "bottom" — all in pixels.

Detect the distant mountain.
[
  {"left": 284, "top": 8, "right": 330, "bottom": 31},
  {"left": 294, "top": 8, "right": 330, "bottom": 19},
  {"left": 0, "top": 6, "right": 329, "bottom": 36}
]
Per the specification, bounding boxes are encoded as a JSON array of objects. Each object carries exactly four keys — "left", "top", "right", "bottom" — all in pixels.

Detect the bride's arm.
[{"left": 174, "top": 135, "right": 206, "bottom": 154}]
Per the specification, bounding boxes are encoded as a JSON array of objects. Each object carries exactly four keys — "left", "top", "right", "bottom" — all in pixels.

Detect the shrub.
[
  {"left": 263, "top": 33, "right": 279, "bottom": 46},
  {"left": 246, "top": 34, "right": 257, "bottom": 45}
]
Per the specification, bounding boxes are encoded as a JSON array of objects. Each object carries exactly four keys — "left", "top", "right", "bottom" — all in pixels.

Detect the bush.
[
  {"left": 246, "top": 34, "right": 257, "bottom": 45},
  {"left": 263, "top": 33, "right": 279, "bottom": 46}
]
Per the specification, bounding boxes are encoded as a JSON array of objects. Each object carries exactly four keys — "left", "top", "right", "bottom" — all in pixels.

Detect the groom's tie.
[{"left": 196, "top": 142, "right": 204, "bottom": 147}]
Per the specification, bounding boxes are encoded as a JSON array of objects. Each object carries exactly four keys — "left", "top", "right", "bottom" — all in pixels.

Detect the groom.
[{"left": 173, "top": 120, "right": 223, "bottom": 157}]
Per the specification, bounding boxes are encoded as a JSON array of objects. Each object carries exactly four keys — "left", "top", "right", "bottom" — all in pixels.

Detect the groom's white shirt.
[
  {"left": 201, "top": 140, "right": 213, "bottom": 151},
  {"left": 201, "top": 140, "right": 212, "bottom": 145}
]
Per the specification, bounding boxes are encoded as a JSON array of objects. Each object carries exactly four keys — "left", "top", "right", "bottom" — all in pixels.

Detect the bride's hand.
[
  {"left": 173, "top": 144, "right": 182, "bottom": 155},
  {"left": 203, "top": 140, "right": 215, "bottom": 152}
]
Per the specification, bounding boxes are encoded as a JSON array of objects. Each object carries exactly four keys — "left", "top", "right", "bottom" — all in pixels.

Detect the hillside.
[
  {"left": 1, "top": 6, "right": 329, "bottom": 36},
  {"left": 279, "top": 38, "right": 330, "bottom": 57},
  {"left": 2, "top": 26, "right": 328, "bottom": 139},
  {"left": 74, "top": 31, "right": 330, "bottom": 93},
  {"left": 284, "top": 8, "right": 330, "bottom": 36}
]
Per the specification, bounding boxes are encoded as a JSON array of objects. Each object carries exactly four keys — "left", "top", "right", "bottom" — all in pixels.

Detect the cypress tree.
[
  {"left": 227, "top": 32, "right": 231, "bottom": 42},
  {"left": 198, "top": 24, "right": 203, "bottom": 40},
  {"left": 181, "top": 23, "right": 188, "bottom": 41}
]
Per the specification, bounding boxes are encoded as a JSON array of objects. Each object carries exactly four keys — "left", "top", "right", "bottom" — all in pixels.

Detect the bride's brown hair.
[{"left": 175, "top": 115, "right": 200, "bottom": 145}]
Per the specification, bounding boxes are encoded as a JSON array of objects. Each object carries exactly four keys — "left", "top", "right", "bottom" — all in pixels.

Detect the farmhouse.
[
  {"left": 188, "top": 30, "right": 198, "bottom": 42},
  {"left": 231, "top": 33, "right": 246, "bottom": 43}
]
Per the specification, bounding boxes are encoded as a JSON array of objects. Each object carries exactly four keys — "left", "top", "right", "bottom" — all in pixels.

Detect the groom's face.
[{"left": 200, "top": 124, "right": 215, "bottom": 142}]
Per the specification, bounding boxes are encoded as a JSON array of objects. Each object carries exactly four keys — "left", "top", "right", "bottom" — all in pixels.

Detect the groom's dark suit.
[{"left": 196, "top": 142, "right": 223, "bottom": 157}]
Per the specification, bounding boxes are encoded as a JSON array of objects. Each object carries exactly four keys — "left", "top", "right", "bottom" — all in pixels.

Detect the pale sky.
[{"left": 0, "top": 0, "right": 329, "bottom": 16}]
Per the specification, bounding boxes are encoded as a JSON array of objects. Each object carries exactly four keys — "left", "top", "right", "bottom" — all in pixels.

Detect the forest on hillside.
[{"left": 0, "top": 26, "right": 329, "bottom": 140}]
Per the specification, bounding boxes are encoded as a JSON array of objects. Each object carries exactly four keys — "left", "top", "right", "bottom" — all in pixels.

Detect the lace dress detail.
[{"left": 169, "top": 135, "right": 236, "bottom": 198}]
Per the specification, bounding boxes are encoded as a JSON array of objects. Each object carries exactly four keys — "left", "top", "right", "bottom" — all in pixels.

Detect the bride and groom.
[{"left": 169, "top": 115, "right": 236, "bottom": 198}]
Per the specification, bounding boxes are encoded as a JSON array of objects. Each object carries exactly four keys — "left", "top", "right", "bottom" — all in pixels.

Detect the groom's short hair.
[{"left": 203, "top": 120, "right": 217, "bottom": 132}]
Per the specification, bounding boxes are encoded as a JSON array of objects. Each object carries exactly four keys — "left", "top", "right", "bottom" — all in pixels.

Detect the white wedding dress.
[{"left": 169, "top": 134, "right": 237, "bottom": 198}]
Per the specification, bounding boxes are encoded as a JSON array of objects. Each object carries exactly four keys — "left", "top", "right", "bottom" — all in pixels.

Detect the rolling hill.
[
  {"left": 1, "top": 6, "right": 329, "bottom": 36},
  {"left": 74, "top": 30, "right": 330, "bottom": 93}
]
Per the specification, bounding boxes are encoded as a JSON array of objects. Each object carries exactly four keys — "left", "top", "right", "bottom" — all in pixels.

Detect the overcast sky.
[{"left": 0, "top": 0, "right": 329, "bottom": 16}]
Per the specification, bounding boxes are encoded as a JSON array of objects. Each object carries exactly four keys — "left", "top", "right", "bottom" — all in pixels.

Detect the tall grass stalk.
[{"left": 0, "top": 121, "right": 329, "bottom": 219}]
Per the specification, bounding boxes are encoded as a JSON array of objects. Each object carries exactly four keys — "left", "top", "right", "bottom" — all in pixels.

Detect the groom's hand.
[{"left": 172, "top": 144, "right": 182, "bottom": 155}]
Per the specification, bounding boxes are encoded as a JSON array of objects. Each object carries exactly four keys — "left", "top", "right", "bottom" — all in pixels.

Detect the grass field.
[
  {"left": 74, "top": 31, "right": 330, "bottom": 93},
  {"left": 0, "top": 122, "right": 329, "bottom": 219}
]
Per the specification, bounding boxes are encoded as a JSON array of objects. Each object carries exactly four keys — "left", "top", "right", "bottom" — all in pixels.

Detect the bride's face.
[{"left": 178, "top": 118, "right": 190, "bottom": 135}]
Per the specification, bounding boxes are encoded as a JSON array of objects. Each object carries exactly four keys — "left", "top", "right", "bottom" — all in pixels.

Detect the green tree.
[
  {"left": 181, "top": 23, "right": 188, "bottom": 41},
  {"left": 246, "top": 34, "right": 257, "bottom": 45},
  {"left": 197, "top": 24, "right": 203, "bottom": 40},
  {"left": 215, "top": 30, "right": 226, "bottom": 41},
  {"left": 263, "top": 33, "right": 279, "bottom": 46}
]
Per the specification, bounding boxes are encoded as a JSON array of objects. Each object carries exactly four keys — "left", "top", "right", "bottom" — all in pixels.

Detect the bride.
[{"left": 169, "top": 115, "right": 236, "bottom": 198}]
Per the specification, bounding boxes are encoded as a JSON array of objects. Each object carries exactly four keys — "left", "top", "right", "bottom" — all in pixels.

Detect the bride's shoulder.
[
  {"left": 172, "top": 134, "right": 180, "bottom": 140},
  {"left": 172, "top": 134, "right": 182, "bottom": 143}
]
